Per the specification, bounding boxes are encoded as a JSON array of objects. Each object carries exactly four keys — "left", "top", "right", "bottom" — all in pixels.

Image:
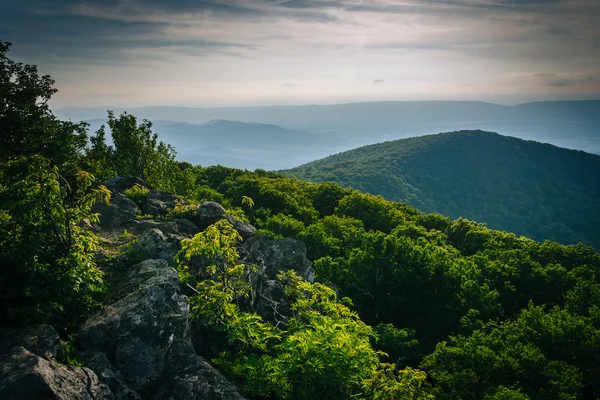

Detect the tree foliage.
[
  {"left": 284, "top": 130, "right": 600, "bottom": 250},
  {"left": 0, "top": 40, "right": 88, "bottom": 169},
  {"left": 177, "top": 219, "right": 432, "bottom": 399},
  {"left": 178, "top": 164, "right": 600, "bottom": 399},
  {"left": 0, "top": 156, "right": 109, "bottom": 328}
]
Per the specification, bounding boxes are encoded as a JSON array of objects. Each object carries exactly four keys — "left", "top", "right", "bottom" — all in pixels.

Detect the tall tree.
[
  {"left": 0, "top": 40, "right": 88, "bottom": 168},
  {"left": 106, "top": 110, "right": 177, "bottom": 189}
]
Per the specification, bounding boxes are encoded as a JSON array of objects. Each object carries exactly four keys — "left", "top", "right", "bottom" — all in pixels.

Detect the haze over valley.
[{"left": 59, "top": 99, "right": 600, "bottom": 170}]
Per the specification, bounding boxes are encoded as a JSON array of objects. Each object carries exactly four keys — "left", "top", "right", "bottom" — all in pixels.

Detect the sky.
[{"left": 1, "top": 0, "right": 599, "bottom": 108}]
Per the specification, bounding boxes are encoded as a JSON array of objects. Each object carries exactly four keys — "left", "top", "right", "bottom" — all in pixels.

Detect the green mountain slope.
[{"left": 284, "top": 130, "right": 600, "bottom": 249}]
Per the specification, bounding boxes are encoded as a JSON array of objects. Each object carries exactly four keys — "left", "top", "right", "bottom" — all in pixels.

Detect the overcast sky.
[{"left": 1, "top": 0, "right": 599, "bottom": 108}]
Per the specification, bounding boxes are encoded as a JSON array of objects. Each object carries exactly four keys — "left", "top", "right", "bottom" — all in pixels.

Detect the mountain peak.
[{"left": 285, "top": 130, "right": 600, "bottom": 250}]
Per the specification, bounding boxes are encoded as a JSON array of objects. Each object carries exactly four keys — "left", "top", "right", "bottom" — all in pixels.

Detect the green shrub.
[
  {"left": 0, "top": 156, "right": 109, "bottom": 329},
  {"left": 258, "top": 213, "right": 305, "bottom": 239},
  {"left": 60, "top": 334, "right": 84, "bottom": 367},
  {"left": 124, "top": 183, "right": 149, "bottom": 207}
]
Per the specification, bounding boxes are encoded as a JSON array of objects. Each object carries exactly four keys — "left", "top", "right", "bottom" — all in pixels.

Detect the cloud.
[
  {"left": 1, "top": 0, "right": 599, "bottom": 107},
  {"left": 548, "top": 74, "right": 600, "bottom": 87}
]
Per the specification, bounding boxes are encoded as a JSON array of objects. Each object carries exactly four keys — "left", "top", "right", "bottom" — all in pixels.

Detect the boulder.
[
  {"left": 0, "top": 324, "right": 61, "bottom": 360},
  {"left": 184, "top": 202, "right": 226, "bottom": 231},
  {"left": 254, "top": 279, "right": 290, "bottom": 327},
  {"left": 125, "top": 219, "right": 181, "bottom": 236},
  {"left": 80, "top": 351, "right": 141, "bottom": 400},
  {"left": 174, "top": 219, "right": 200, "bottom": 238},
  {"left": 152, "top": 339, "right": 246, "bottom": 400},
  {"left": 0, "top": 346, "right": 113, "bottom": 400},
  {"left": 226, "top": 216, "right": 256, "bottom": 241},
  {"left": 105, "top": 177, "right": 151, "bottom": 194},
  {"left": 93, "top": 193, "right": 139, "bottom": 230},
  {"left": 142, "top": 190, "right": 183, "bottom": 216},
  {"left": 126, "top": 259, "right": 170, "bottom": 289},
  {"left": 126, "top": 228, "right": 180, "bottom": 263},
  {"left": 244, "top": 236, "right": 315, "bottom": 282},
  {"left": 78, "top": 266, "right": 189, "bottom": 397},
  {"left": 182, "top": 202, "right": 256, "bottom": 241}
]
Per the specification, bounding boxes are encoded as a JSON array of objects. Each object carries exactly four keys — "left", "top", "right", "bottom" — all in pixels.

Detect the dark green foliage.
[
  {"left": 372, "top": 323, "right": 420, "bottom": 366},
  {"left": 284, "top": 130, "right": 600, "bottom": 250},
  {"left": 83, "top": 111, "right": 178, "bottom": 191},
  {"left": 0, "top": 42, "right": 109, "bottom": 331},
  {"left": 0, "top": 41, "right": 89, "bottom": 170},
  {"left": 81, "top": 125, "right": 115, "bottom": 182},
  {"left": 170, "top": 164, "right": 600, "bottom": 399},
  {"left": 259, "top": 213, "right": 306, "bottom": 239},
  {"left": 421, "top": 304, "right": 600, "bottom": 400},
  {"left": 0, "top": 156, "right": 109, "bottom": 329},
  {"left": 177, "top": 220, "right": 433, "bottom": 400}
]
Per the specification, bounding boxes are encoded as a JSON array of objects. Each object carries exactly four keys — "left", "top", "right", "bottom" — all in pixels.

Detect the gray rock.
[
  {"left": 0, "top": 346, "right": 113, "bottom": 400},
  {"left": 152, "top": 339, "right": 246, "bottom": 400},
  {"left": 93, "top": 193, "right": 139, "bottom": 229},
  {"left": 175, "top": 219, "right": 200, "bottom": 238},
  {"left": 126, "top": 259, "right": 170, "bottom": 289},
  {"left": 78, "top": 267, "right": 189, "bottom": 397},
  {"left": 0, "top": 324, "right": 61, "bottom": 360},
  {"left": 80, "top": 351, "right": 141, "bottom": 400},
  {"left": 245, "top": 236, "right": 315, "bottom": 282},
  {"left": 142, "top": 190, "right": 183, "bottom": 216},
  {"left": 226, "top": 216, "right": 256, "bottom": 241},
  {"left": 182, "top": 202, "right": 256, "bottom": 241},
  {"left": 105, "top": 177, "right": 151, "bottom": 194},
  {"left": 184, "top": 202, "right": 226, "bottom": 231},
  {"left": 125, "top": 219, "right": 180, "bottom": 236},
  {"left": 254, "top": 279, "right": 290, "bottom": 327},
  {"left": 126, "top": 228, "right": 180, "bottom": 263}
]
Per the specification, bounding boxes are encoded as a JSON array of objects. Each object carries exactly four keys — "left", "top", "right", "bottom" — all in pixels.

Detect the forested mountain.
[{"left": 285, "top": 130, "right": 600, "bottom": 250}]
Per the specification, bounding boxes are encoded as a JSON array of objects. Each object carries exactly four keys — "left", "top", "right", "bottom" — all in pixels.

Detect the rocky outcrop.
[
  {"left": 78, "top": 261, "right": 189, "bottom": 397},
  {"left": 78, "top": 253, "right": 245, "bottom": 399},
  {"left": 102, "top": 176, "right": 183, "bottom": 219},
  {"left": 0, "top": 324, "right": 61, "bottom": 360},
  {"left": 152, "top": 339, "right": 245, "bottom": 400},
  {"left": 0, "top": 326, "right": 113, "bottom": 400},
  {"left": 125, "top": 228, "right": 181, "bottom": 263},
  {"left": 174, "top": 219, "right": 200, "bottom": 237},
  {"left": 183, "top": 202, "right": 226, "bottom": 231},
  {"left": 93, "top": 193, "right": 139, "bottom": 229},
  {"left": 142, "top": 190, "right": 182, "bottom": 216},
  {"left": 226, "top": 216, "right": 256, "bottom": 241},
  {"left": 79, "top": 351, "right": 141, "bottom": 400},
  {"left": 254, "top": 279, "right": 290, "bottom": 326},
  {"left": 244, "top": 236, "right": 315, "bottom": 282},
  {"left": 104, "top": 177, "right": 151, "bottom": 194},
  {"left": 2, "top": 177, "right": 319, "bottom": 400}
]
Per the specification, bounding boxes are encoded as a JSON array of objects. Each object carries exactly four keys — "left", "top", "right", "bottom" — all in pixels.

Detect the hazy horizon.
[
  {"left": 54, "top": 97, "right": 600, "bottom": 111},
  {"left": 2, "top": 0, "right": 599, "bottom": 109}
]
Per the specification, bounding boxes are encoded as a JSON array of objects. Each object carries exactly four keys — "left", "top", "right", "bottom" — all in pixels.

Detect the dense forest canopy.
[
  {"left": 284, "top": 131, "right": 600, "bottom": 250},
  {"left": 2, "top": 40, "right": 600, "bottom": 399}
]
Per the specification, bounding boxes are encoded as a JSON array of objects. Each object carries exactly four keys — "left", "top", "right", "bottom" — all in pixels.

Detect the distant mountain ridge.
[
  {"left": 284, "top": 130, "right": 600, "bottom": 249},
  {"left": 82, "top": 118, "right": 338, "bottom": 170},
  {"left": 57, "top": 100, "right": 600, "bottom": 156}
]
